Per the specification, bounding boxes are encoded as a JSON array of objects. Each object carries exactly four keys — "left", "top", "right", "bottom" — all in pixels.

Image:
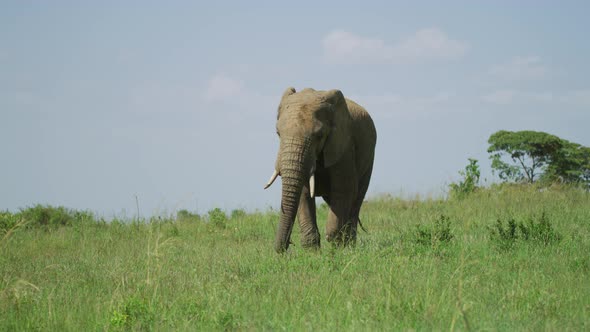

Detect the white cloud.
[
  {"left": 203, "top": 74, "right": 245, "bottom": 102},
  {"left": 395, "top": 29, "right": 468, "bottom": 60},
  {"left": 489, "top": 56, "right": 548, "bottom": 80},
  {"left": 322, "top": 28, "right": 468, "bottom": 65}
]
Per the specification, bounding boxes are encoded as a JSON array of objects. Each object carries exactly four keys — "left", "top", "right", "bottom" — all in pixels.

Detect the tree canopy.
[
  {"left": 488, "top": 130, "right": 590, "bottom": 187},
  {"left": 544, "top": 140, "right": 590, "bottom": 185}
]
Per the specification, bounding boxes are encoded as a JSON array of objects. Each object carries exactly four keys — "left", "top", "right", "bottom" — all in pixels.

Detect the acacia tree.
[
  {"left": 488, "top": 130, "right": 590, "bottom": 187},
  {"left": 544, "top": 141, "right": 590, "bottom": 185},
  {"left": 488, "top": 130, "right": 562, "bottom": 183}
]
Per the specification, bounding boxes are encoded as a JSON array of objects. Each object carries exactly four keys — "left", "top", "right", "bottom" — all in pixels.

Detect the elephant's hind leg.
[
  {"left": 346, "top": 162, "right": 374, "bottom": 244},
  {"left": 297, "top": 186, "right": 321, "bottom": 249}
]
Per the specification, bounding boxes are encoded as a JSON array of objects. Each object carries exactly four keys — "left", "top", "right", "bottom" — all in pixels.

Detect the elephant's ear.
[
  {"left": 282, "top": 87, "right": 296, "bottom": 99},
  {"left": 277, "top": 87, "right": 296, "bottom": 119},
  {"left": 323, "top": 89, "right": 352, "bottom": 168}
]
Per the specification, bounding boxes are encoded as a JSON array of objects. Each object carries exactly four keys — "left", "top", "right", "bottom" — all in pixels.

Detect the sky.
[{"left": 1, "top": 1, "right": 589, "bottom": 218}]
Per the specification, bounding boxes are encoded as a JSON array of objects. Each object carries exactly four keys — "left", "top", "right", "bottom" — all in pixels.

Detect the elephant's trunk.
[{"left": 274, "top": 136, "right": 312, "bottom": 253}]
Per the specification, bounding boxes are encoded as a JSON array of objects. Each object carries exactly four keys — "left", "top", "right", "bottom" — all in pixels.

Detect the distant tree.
[
  {"left": 543, "top": 141, "right": 590, "bottom": 186},
  {"left": 488, "top": 130, "right": 562, "bottom": 183},
  {"left": 488, "top": 130, "right": 590, "bottom": 187}
]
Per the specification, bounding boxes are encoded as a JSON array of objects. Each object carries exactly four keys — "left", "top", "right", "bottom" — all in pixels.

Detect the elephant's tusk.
[
  {"left": 264, "top": 170, "right": 279, "bottom": 189},
  {"left": 309, "top": 173, "right": 315, "bottom": 198}
]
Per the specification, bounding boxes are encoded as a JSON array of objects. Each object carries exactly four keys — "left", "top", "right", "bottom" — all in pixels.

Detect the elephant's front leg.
[{"left": 297, "top": 186, "right": 320, "bottom": 249}]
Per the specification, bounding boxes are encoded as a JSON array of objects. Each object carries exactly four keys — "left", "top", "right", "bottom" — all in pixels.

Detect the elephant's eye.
[{"left": 312, "top": 122, "right": 324, "bottom": 137}]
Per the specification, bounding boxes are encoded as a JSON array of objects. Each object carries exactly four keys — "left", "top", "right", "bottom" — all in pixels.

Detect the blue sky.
[{"left": 2, "top": 1, "right": 589, "bottom": 217}]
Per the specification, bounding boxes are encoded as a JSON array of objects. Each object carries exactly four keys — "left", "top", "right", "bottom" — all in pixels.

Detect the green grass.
[{"left": 1, "top": 185, "right": 589, "bottom": 331}]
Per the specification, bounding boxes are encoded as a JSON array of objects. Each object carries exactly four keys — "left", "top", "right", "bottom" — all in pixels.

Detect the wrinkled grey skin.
[{"left": 265, "top": 87, "right": 377, "bottom": 253}]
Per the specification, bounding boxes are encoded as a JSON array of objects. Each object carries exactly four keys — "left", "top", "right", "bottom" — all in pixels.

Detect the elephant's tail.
[{"left": 358, "top": 218, "right": 368, "bottom": 233}]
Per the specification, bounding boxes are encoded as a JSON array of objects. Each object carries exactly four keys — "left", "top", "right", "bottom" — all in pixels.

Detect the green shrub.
[
  {"left": 72, "top": 210, "right": 95, "bottom": 224},
  {"left": 489, "top": 212, "right": 561, "bottom": 249},
  {"left": 18, "top": 205, "right": 73, "bottom": 227},
  {"left": 176, "top": 209, "right": 201, "bottom": 223},
  {"left": 519, "top": 212, "right": 562, "bottom": 245},
  {"left": 109, "top": 296, "right": 154, "bottom": 330},
  {"left": 0, "top": 211, "right": 20, "bottom": 234},
  {"left": 415, "top": 214, "right": 454, "bottom": 246},
  {"left": 492, "top": 218, "right": 518, "bottom": 247},
  {"left": 16, "top": 205, "right": 98, "bottom": 228},
  {"left": 230, "top": 208, "right": 247, "bottom": 220},
  {"left": 449, "top": 158, "right": 480, "bottom": 199},
  {"left": 2, "top": 205, "right": 98, "bottom": 230},
  {"left": 208, "top": 208, "right": 227, "bottom": 228}
]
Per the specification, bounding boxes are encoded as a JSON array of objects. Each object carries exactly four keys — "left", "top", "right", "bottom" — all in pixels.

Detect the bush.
[
  {"left": 230, "top": 209, "right": 247, "bottom": 220},
  {"left": 415, "top": 214, "right": 454, "bottom": 246},
  {"left": 0, "top": 211, "right": 20, "bottom": 234},
  {"left": 449, "top": 158, "right": 480, "bottom": 199},
  {"left": 110, "top": 296, "right": 154, "bottom": 330},
  {"left": 176, "top": 209, "right": 201, "bottom": 223},
  {"left": 1, "top": 205, "right": 98, "bottom": 230},
  {"left": 519, "top": 212, "right": 562, "bottom": 245},
  {"left": 18, "top": 205, "right": 74, "bottom": 227},
  {"left": 208, "top": 208, "right": 227, "bottom": 228},
  {"left": 489, "top": 212, "right": 561, "bottom": 249}
]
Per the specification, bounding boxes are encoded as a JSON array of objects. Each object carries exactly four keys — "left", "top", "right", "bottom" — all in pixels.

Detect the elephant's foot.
[
  {"left": 343, "top": 219, "right": 359, "bottom": 246},
  {"left": 325, "top": 228, "right": 340, "bottom": 243},
  {"left": 342, "top": 230, "right": 357, "bottom": 247},
  {"left": 326, "top": 222, "right": 357, "bottom": 247},
  {"left": 301, "top": 232, "right": 321, "bottom": 250}
]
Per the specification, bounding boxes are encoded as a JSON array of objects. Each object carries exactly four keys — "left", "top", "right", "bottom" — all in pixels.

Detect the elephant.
[{"left": 264, "top": 87, "right": 377, "bottom": 253}]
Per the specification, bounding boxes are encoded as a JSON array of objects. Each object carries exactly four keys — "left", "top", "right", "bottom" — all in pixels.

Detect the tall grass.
[{"left": 1, "top": 185, "right": 589, "bottom": 330}]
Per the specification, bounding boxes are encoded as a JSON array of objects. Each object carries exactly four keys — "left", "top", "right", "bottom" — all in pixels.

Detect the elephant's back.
[
  {"left": 345, "top": 98, "right": 376, "bottom": 176},
  {"left": 345, "top": 98, "right": 376, "bottom": 144}
]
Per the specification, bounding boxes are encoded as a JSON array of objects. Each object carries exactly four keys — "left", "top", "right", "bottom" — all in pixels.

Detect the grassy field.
[{"left": 1, "top": 185, "right": 589, "bottom": 331}]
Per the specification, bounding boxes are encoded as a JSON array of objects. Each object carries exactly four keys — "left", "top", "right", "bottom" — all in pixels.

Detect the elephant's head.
[{"left": 264, "top": 87, "right": 352, "bottom": 252}]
